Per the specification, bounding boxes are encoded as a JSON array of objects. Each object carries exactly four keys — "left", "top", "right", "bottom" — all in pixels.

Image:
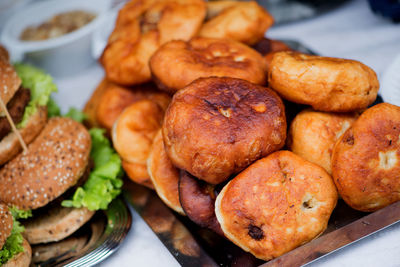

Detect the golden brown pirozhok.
[
  {"left": 199, "top": 1, "right": 273, "bottom": 45},
  {"left": 332, "top": 103, "right": 400, "bottom": 211},
  {"left": 101, "top": 0, "right": 206, "bottom": 85},
  {"left": 269, "top": 52, "right": 379, "bottom": 112},
  {"left": 288, "top": 109, "right": 358, "bottom": 174},
  {"left": 163, "top": 77, "right": 286, "bottom": 184},
  {"left": 215, "top": 151, "right": 338, "bottom": 261},
  {"left": 150, "top": 37, "right": 267, "bottom": 93}
]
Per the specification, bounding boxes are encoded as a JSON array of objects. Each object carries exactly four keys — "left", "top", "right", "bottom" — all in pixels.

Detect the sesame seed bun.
[
  {"left": 0, "top": 117, "right": 91, "bottom": 210},
  {"left": 0, "top": 53, "right": 20, "bottom": 105},
  {"left": 0, "top": 203, "right": 12, "bottom": 250},
  {"left": 23, "top": 205, "right": 95, "bottom": 244},
  {"left": 3, "top": 238, "right": 31, "bottom": 267},
  {"left": 0, "top": 106, "right": 47, "bottom": 165}
]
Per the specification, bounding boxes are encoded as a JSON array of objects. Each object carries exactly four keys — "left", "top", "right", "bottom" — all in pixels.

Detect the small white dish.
[{"left": 1, "top": 0, "right": 112, "bottom": 77}]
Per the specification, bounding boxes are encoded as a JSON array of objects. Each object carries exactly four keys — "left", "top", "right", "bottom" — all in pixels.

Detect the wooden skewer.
[{"left": 0, "top": 96, "right": 28, "bottom": 153}]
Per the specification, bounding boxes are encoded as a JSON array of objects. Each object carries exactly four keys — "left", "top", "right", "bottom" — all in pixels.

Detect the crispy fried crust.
[
  {"left": 150, "top": 37, "right": 267, "bottom": 93},
  {"left": 268, "top": 52, "right": 379, "bottom": 112},
  {"left": 112, "top": 100, "right": 164, "bottom": 165},
  {"left": 178, "top": 170, "right": 223, "bottom": 235},
  {"left": 199, "top": 1, "right": 273, "bottom": 45},
  {"left": 0, "top": 106, "right": 47, "bottom": 165},
  {"left": 215, "top": 151, "right": 338, "bottom": 261},
  {"left": 147, "top": 130, "right": 184, "bottom": 214},
  {"left": 83, "top": 78, "right": 112, "bottom": 128},
  {"left": 0, "top": 118, "right": 91, "bottom": 210},
  {"left": 23, "top": 206, "right": 95, "bottom": 244},
  {"left": 96, "top": 83, "right": 170, "bottom": 131},
  {"left": 3, "top": 239, "right": 31, "bottom": 267},
  {"left": 163, "top": 77, "right": 286, "bottom": 184},
  {"left": 288, "top": 109, "right": 358, "bottom": 174},
  {"left": 0, "top": 203, "right": 12, "bottom": 249},
  {"left": 332, "top": 103, "right": 400, "bottom": 211},
  {"left": 0, "top": 53, "right": 20, "bottom": 105},
  {"left": 122, "top": 160, "right": 154, "bottom": 189},
  {"left": 101, "top": 0, "right": 206, "bottom": 85}
]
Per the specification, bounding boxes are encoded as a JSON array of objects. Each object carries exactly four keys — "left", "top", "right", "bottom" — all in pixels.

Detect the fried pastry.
[
  {"left": 147, "top": 130, "right": 184, "bottom": 214},
  {"left": 178, "top": 170, "right": 223, "bottom": 235},
  {"left": 288, "top": 109, "right": 358, "bottom": 174},
  {"left": 96, "top": 83, "right": 170, "bottom": 131},
  {"left": 162, "top": 77, "right": 286, "bottom": 184},
  {"left": 199, "top": 1, "right": 273, "bottom": 45},
  {"left": 122, "top": 160, "right": 154, "bottom": 189},
  {"left": 112, "top": 100, "right": 164, "bottom": 165},
  {"left": 101, "top": 0, "right": 206, "bottom": 85},
  {"left": 332, "top": 103, "right": 400, "bottom": 211},
  {"left": 268, "top": 52, "right": 379, "bottom": 112},
  {"left": 150, "top": 37, "right": 267, "bottom": 93},
  {"left": 215, "top": 151, "right": 338, "bottom": 261}
]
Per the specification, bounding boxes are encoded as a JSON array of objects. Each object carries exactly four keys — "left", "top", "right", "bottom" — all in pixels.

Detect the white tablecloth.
[{"left": 52, "top": 0, "right": 400, "bottom": 266}]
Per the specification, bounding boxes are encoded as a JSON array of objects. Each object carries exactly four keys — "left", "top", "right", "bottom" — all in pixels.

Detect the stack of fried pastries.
[{"left": 86, "top": 0, "right": 399, "bottom": 262}]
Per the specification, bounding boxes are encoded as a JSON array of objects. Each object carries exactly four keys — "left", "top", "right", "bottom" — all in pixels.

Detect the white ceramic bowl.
[{"left": 1, "top": 0, "right": 112, "bottom": 77}]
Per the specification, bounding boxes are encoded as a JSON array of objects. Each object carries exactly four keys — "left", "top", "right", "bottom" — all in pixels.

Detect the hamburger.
[
  {"left": 0, "top": 203, "right": 31, "bottom": 267},
  {"left": 0, "top": 116, "right": 124, "bottom": 245},
  {"left": 0, "top": 48, "right": 57, "bottom": 165}
]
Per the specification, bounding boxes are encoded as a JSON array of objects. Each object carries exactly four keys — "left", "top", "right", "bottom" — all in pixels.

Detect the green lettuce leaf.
[
  {"left": 62, "top": 128, "right": 123, "bottom": 211},
  {"left": 9, "top": 207, "right": 32, "bottom": 220},
  {"left": 64, "top": 108, "right": 87, "bottom": 123},
  {"left": 0, "top": 210, "right": 27, "bottom": 265},
  {"left": 47, "top": 97, "right": 61, "bottom": 118},
  {"left": 14, "top": 63, "right": 58, "bottom": 128}
]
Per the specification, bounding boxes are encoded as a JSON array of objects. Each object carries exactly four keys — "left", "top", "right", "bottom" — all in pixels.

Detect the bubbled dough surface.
[
  {"left": 199, "top": 1, "right": 273, "bottom": 45},
  {"left": 163, "top": 77, "right": 286, "bottom": 184},
  {"left": 288, "top": 109, "right": 358, "bottom": 174},
  {"left": 215, "top": 151, "right": 338, "bottom": 261},
  {"left": 332, "top": 103, "right": 400, "bottom": 211},
  {"left": 150, "top": 37, "right": 267, "bottom": 93},
  {"left": 268, "top": 52, "right": 379, "bottom": 112},
  {"left": 102, "top": 0, "right": 206, "bottom": 85}
]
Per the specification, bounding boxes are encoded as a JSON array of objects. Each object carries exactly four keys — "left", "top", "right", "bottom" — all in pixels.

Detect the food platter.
[
  {"left": 122, "top": 40, "right": 396, "bottom": 267},
  {"left": 30, "top": 198, "right": 132, "bottom": 267},
  {"left": 123, "top": 121, "right": 400, "bottom": 267}
]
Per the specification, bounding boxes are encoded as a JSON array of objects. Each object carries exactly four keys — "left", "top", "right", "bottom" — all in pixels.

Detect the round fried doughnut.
[
  {"left": 96, "top": 83, "right": 170, "bottom": 131},
  {"left": 150, "top": 37, "right": 267, "bottom": 93},
  {"left": 163, "top": 77, "right": 286, "bottom": 184},
  {"left": 268, "top": 51, "right": 379, "bottom": 112},
  {"left": 147, "top": 130, "right": 184, "bottom": 214},
  {"left": 101, "top": 0, "right": 206, "bottom": 85},
  {"left": 179, "top": 170, "right": 223, "bottom": 236},
  {"left": 122, "top": 160, "right": 154, "bottom": 189},
  {"left": 288, "top": 109, "right": 358, "bottom": 174},
  {"left": 332, "top": 103, "right": 400, "bottom": 212},
  {"left": 199, "top": 1, "right": 273, "bottom": 45},
  {"left": 112, "top": 99, "right": 164, "bottom": 165},
  {"left": 215, "top": 151, "right": 338, "bottom": 261}
]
